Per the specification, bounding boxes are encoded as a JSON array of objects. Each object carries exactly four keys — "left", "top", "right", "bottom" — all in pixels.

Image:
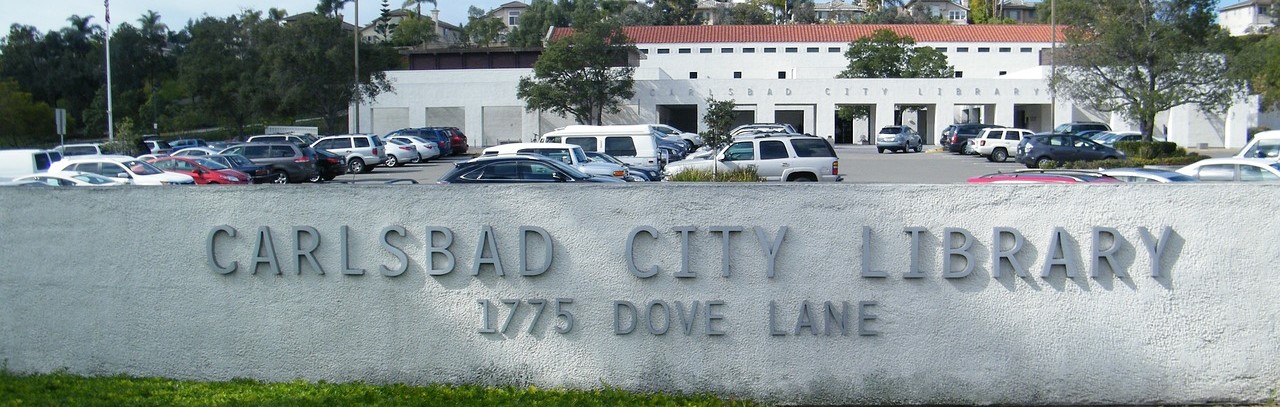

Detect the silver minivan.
[{"left": 312, "top": 134, "right": 388, "bottom": 173}]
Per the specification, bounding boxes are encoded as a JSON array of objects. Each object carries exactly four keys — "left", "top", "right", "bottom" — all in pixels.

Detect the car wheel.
[
  {"left": 348, "top": 158, "right": 365, "bottom": 174},
  {"left": 270, "top": 170, "right": 288, "bottom": 184},
  {"left": 1103, "top": 156, "right": 1117, "bottom": 160},
  {"left": 877, "top": 148, "right": 884, "bottom": 154},
  {"left": 789, "top": 174, "right": 818, "bottom": 182},
  {"left": 1036, "top": 157, "right": 1055, "bottom": 169},
  {"left": 914, "top": 143, "right": 923, "bottom": 153},
  {"left": 386, "top": 154, "right": 399, "bottom": 167},
  {"left": 308, "top": 173, "right": 321, "bottom": 183},
  {"left": 684, "top": 140, "right": 696, "bottom": 151},
  {"left": 322, "top": 174, "right": 337, "bottom": 181},
  {"left": 991, "top": 148, "right": 1008, "bottom": 162}
]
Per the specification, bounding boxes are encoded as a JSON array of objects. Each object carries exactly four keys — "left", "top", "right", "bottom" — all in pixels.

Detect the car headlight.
[{"left": 227, "top": 176, "right": 241, "bottom": 182}]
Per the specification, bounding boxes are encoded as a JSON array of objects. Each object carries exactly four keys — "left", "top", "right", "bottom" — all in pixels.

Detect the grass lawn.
[{"left": 0, "top": 371, "right": 762, "bottom": 407}]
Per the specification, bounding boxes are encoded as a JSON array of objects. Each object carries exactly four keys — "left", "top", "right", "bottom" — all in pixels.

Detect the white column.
[
  {"left": 994, "top": 103, "right": 1015, "bottom": 127},
  {"left": 875, "top": 103, "right": 897, "bottom": 132},
  {"left": 816, "top": 102, "right": 837, "bottom": 143},
  {"left": 933, "top": 102, "right": 954, "bottom": 145}
]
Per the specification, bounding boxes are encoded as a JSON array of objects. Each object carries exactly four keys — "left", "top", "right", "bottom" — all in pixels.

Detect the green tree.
[
  {"left": 969, "top": 0, "right": 991, "bottom": 23},
  {"left": 726, "top": 1, "right": 774, "bottom": 25},
  {"left": 1232, "top": 34, "right": 1280, "bottom": 109},
  {"left": 390, "top": 14, "right": 439, "bottom": 47},
  {"left": 838, "top": 29, "right": 952, "bottom": 78},
  {"left": 403, "top": 0, "right": 438, "bottom": 19},
  {"left": 701, "top": 97, "right": 737, "bottom": 151},
  {"left": 178, "top": 13, "right": 277, "bottom": 137},
  {"left": 463, "top": 6, "right": 507, "bottom": 47},
  {"left": 0, "top": 78, "right": 56, "bottom": 147},
  {"left": 267, "top": 13, "right": 399, "bottom": 132},
  {"left": 506, "top": 0, "right": 571, "bottom": 48},
  {"left": 516, "top": 15, "right": 636, "bottom": 125},
  {"left": 1050, "top": 0, "right": 1241, "bottom": 141}
]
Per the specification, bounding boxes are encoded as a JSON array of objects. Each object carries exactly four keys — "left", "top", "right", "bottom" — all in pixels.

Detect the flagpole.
[{"left": 105, "top": 0, "right": 115, "bottom": 141}]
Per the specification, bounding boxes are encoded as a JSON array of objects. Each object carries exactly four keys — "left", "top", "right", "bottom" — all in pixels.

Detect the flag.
[{"left": 104, "top": 0, "right": 110, "bottom": 24}]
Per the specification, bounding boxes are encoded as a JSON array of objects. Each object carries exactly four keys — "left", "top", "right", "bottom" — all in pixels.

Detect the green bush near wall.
[
  {"left": 1042, "top": 154, "right": 1209, "bottom": 170},
  {"left": 0, "top": 371, "right": 761, "bottom": 407},
  {"left": 1113, "top": 141, "right": 1186, "bottom": 159},
  {"left": 666, "top": 167, "right": 762, "bottom": 182}
]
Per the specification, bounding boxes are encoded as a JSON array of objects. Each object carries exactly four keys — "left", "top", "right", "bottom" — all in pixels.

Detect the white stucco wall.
[{"left": 2, "top": 185, "right": 1279, "bottom": 405}]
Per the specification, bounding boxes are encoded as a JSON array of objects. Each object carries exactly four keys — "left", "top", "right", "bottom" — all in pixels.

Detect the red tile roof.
[{"left": 550, "top": 24, "right": 1064, "bottom": 44}]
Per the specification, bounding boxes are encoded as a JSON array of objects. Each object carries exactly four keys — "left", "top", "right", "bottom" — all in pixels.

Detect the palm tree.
[
  {"left": 317, "top": 0, "right": 356, "bottom": 17},
  {"left": 403, "top": 0, "right": 438, "bottom": 19}
]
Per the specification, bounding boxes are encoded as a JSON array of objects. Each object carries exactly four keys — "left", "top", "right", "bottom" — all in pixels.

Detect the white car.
[
  {"left": 1234, "top": 130, "right": 1280, "bottom": 161},
  {"left": 1176, "top": 157, "right": 1280, "bottom": 182},
  {"left": 386, "top": 135, "right": 441, "bottom": 161},
  {"left": 49, "top": 155, "right": 195, "bottom": 185},
  {"left": 13, "top": 171, "right": 127, "bottom": 186},
  {"left": 171, "top": 147, "right": 223, "bottom": 157},
  {"left": 664, "top": 135, "right": 842, "bottom": 182},
  {"left": 383, "top": 138, "right": 422, "bottom": 167},
  {"left": 972, "top": 128, "right": 1035, "bottom": 162}
]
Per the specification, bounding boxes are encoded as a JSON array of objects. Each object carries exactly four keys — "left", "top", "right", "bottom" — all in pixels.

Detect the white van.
[
  {"left": 541, "top": 125, "right": 666, "bottom": 168},
  {"left": 1235, "top": 130, "right": 1280, "bottom": 160},
  {"left": 0, "top": 149, "right": 61, "bottom": 181}
]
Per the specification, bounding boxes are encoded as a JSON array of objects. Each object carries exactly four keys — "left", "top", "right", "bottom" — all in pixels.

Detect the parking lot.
[{"left": 325, "top": 144, "right": 1235, "bottom": 185}]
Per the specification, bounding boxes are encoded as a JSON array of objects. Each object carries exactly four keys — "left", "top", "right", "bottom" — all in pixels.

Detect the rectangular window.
[
  {"left": 657, "top": 48, "right": 670, "bottom": 54},
  {"left": 828, "top": 47, "right": 840, "bottom": 53},
  {"left": 954, "top": 71, "right": 963, "bottom": 78},
  {"left": 778, "top": 71, "right": 787, "bottom": 79},
  {"left": 978, "top": 47, "right": 990, "bottom": 52},
  {"left": 734, "top": 72, "right": 742, "bottom": 79},
  {"left": 956, "top": 47, "right": 969, "bottom": 52},
  {"left": 935, "top": 47, "right": 948, "bottom": 52},
  {"left": 999, "top": 47, "right": 1011, "bottom": 52},
  {"left": 743, "top": 47, "right": 755, "bottom": 53},
  {"left": 764, "top": 47, "right": 777, "bottom": 53},
  {"left": 640, "top": 49, "right": 649, "bottom": 54},
  {"left": 998, "top": 71, "right": 1007, "bottom": 76},
  {"left": 1020, "top": 47, "right": 1033, "bottom": 52},
  {"left": 699, "top": 48, "right": 712, "bottom": 53},
  {"left": 785, "top": 47, "right": 798, "bottom": 53},
  {"left": 563, "top": 137, "right": 596, "bottom": 152},
  {"left": 689, "top": 72, "right": 698, "bottom": 79},
  {"left": 760, "top": 140, "right": 789, "bottom": 160},
  {"left": 604, "top": 137, "right": 638, "bottom": 157},
  {"left": 721, "top": 47, "right": 734, "bottom": 53},
  {"left": 806, "top": 47, "right": 819, "bottom": 53},
  {"left": 507, "top": 11, "right": 521, "bottom": 26},
  {"left": 678, "top": 48, "right": 691, "bottom": 54}
]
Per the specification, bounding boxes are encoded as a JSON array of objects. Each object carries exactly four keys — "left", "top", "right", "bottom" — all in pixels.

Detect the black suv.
[{"left": 940, "top": 123, "right": 1002, "bottom": 153}]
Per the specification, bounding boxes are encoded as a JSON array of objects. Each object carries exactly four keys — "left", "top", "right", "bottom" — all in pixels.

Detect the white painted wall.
[{"left": 1, "top": 185, "right": 1279, "bottom": 405}]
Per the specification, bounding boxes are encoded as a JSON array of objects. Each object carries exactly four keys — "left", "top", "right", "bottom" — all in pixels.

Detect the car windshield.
[
  {"left": 589, "top": 153, "right": 624, "bottom": 165},
  {"left": 123, "top": 160, "right": 164, "bottom": 175},
  {"left": 389, "top": 138, "right": 410, "bottom": 146},
  {"left": 1242, "top": 139, "right": 1280, "bottom": 159},
  {"left": 193, "top": 158, "right": 229, "bottom": 170},
  {"left": 71, "top": 173, "right": 117, "bottom": 185}
]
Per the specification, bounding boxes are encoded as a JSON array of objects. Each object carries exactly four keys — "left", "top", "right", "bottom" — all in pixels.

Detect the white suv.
[
  {"left": 973, "top": 128, "right": 1034, "bottom": 162},
  {"left": 664, "top": 135, "right": 842, "bottom": 182}
]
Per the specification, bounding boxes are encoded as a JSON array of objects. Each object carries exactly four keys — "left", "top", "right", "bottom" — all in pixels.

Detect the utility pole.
[
  {"left": 1050, "top": 0, "right": 1056, "bottom": 128},
  {"left": 354, "top": 0, "right": 361, "bottom": 134},
  {"left": 105, "top": 0, "right": 115, "bottom": 141}
]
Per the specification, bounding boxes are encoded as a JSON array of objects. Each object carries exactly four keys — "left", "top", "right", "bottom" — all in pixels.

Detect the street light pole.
[
  {"left": 1050, "top": 0, "right": 1056, "bottom": 128},
  {"left": 354, "top": 0, "right": 361, "bottom": 134}
]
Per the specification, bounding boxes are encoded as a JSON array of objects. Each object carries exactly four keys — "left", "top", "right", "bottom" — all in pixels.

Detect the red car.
[
  {"left": 445, "top": 127, "right": 469, "bottom": 155},
  {"left": 147, "top": 156, "right": 251, "bottom": 185},
  {"left": 968, "top": 170, "right": 1122, "bottom": 184}
]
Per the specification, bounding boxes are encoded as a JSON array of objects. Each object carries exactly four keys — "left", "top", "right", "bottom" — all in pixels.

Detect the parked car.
[
  {"left": 383, "top": 138, "right": 421, "bottom": 167},
  {"left": 168, "top": 138, "right": 210, "bottom": 151},
  {"left": 12, "top": 171, "right": 125, "bottom": 186},
  {"left": 311, "top": 134, "right": 388, "bottom": 174},
  {"left": 876, "top": 126, "right": 923, "bottom": 153},
  {"left": 385, "top": 135, "right": 441, "bottom": 161},
  {"left": 439, "top": 154, "right": 625, "bottom": 184},
  {"left": 1097, "top": 131, "right": 1143, "bottom": 147},
  {"left": 967, "top": 169, "right": 1121, "bottom": 184},
  {"left": 1016, "top": 133, "right": 1125, "bottom": 169},
  {"left": 652, "top": 124, "right": 703, "bottom": 150},
  {"left": 48, "top": 155, "right": 195, "bottom": 185},
  {"left": 218, "top": 143, "right": 319, "bottom": 184},
  {"left": 171, "top": 147, "right": 222, "bottom": 157},
  {"left": 1053, "top": 121, "right": 1111, "bottom": 135},
  {"left": 144, "top": 140, "right": 173, "bottom": 155},
  {"left": 585, "top": 151, "right": 657, "bottom": 181},
  {"left": 730, "top": 123, "right": 798, "bottom": 137},
  {"left": 482, "top": 142, "right": 630, "bottom": 180},
  {"left": 1175, "top": 157, "right": 1280, "bottom": 182},
  {"left": 543, "top": 125, "right": 669, "bottom": 169},
  {"left": 203, "top": 154, "right": 273, "bottom": 184},
  {"left": 442, "top": 127, "right": 470, "bottom": 155},
  {"left": 1233, "top": 130, "right": 1280, "bottom": 160},
  {"left": 0, "top": 149, "right": 60, "bottom": 181},
  {"left": 386, "top": 128, "right": 452, "bottom": 157},
  {"left": 311, "top": 148, "right": 348, "bottom": 182},
  {"left": 147, "top": 156, "right": 250, "bottom": 185},
  {"left": 973, "top": 128, "right": 1034, "bottom": 162},
  {"left": 664, "top": 134, "right": 842, "bottom": 182},
  {"left": 54, "top": 143, "right": 107, "bottom": 157},
  {"left": 940, "top": 123, "right": 1002, "bottom": 153},
  {"left": 1099, "top": 167, "right": 1197, "bottom": 183}
]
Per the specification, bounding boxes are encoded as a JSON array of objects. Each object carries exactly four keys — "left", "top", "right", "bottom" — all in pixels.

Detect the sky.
[
  {"left": 0, "top": 0, "right": 507, "bottom": 35},
  {"left": 0, "top": 0, "right": 1245, "bottom": 36}
]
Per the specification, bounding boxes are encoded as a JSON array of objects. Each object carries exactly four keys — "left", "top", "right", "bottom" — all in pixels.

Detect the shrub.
[
  {"left": 1056, "top": 154, "right": 1209, "bottom": 170},
  {"left": 666, "top": 166, "right": 761, "bottom": 182},
  {"left": 1113, "top": 141, "right": 1185, "bottom": 159}
]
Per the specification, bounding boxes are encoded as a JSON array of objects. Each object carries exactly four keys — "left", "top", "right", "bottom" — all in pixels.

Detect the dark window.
[
  {"left": 999, "top": 47, "right": 1011, "bottom": 52},
  {"left": 791, "top": 139, "right": 837, "bottom": 157},
  {"left": 806, "top": 47, "right": 819, "bottom": 53},
  {"left": 778, "top": 71, "right": 787, "bottom": 79},
  {"left": 354, "top": 137, "right": 370, "bottom": 148},
  {"left": 743, "top": 47, "right": 755, "bottom": 53},
  {"left": 604, "top": 137, "right": 637, "bottom": 157},
  {"left": 721, "top": 47, "right": 734, "bottom": 53},
  {"left": 241, "top": 145, "right": 270, "bottom": 158},
  {"left": 657, "top": 48, "right": 670, "bottom": 54},
  {"left": 734, "top": 72, "right": 742, "bottom": 79},
  {"left": 1020, "top": 47, "right": 1032, "bottom": 52},
  {"left": 764, "top": 47, "right": 777, "bottom": 53},
  {"left": 723, "top": 142, "right": 755, "bottom": 161},
  {"left": 785, "top": 47, "right": 798, "bottom": 53},
  {"left": 956, "top": 47, "right": 969, "bottom": 52},
  {"left": 699, "top": 48, "right": 712, "bottom": 53},
  {"left": 640, "top": 49, "right": 649, "bottom": 54},
  {"left": 954, "top": 71, "right": 963, "bottom": 78},
  {"left": 1004, "top": 131, "right": 1021, "bottom": 141},
  {"left": 936, "top": 47, "right": 948, "bottom": 52},
  {"left": 759, "top": 140, "right": 789, "bottom": 160},
  {"left": 689, "top": 72, "right": 698, "bottom": 79},
  {"left": 269, "top": 146, "right": 294, "bottom": 158},
  {"left": 978, "top": 47, "right": 990, "bottom": 52},
  {"left": 828, "top": 47, "right": 840, "bottom": 53},
  {"left": 999, "top": 71, "right": 1007, "bottom": 76},
  {"left": 678, "top": 48, "right": 691, "bottom": 54},
  {"left": 564, "top": 137, "right": 596, "bottom": 152},
  {"left": 34, "top": 153, "right": 50, "bottom": 171}
]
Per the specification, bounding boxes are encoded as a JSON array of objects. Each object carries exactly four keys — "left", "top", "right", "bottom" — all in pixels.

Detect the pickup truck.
[{"left": 973, "top": 128, "right": 1035, "bottom": 162}]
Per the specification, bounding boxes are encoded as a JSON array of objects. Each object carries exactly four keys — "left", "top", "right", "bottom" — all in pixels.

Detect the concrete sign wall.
[{"left": 1, "top": 185, "right": 1277, "bottom": 404}]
